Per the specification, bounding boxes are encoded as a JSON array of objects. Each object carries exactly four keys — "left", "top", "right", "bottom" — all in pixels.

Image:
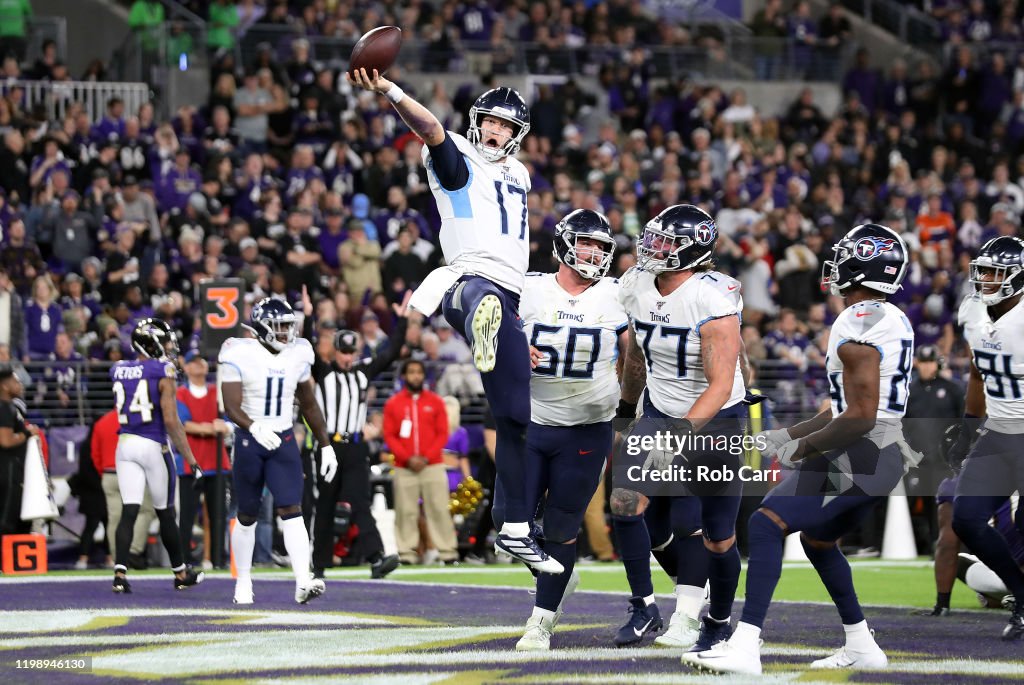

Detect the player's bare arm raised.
[{"left": 347, "top": 68, "right": 444, "bottom": 146}]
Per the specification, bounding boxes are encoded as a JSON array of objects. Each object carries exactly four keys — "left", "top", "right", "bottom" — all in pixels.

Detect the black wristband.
[{"left": 616, "top": 399, "right": 638, "bottom": 419}]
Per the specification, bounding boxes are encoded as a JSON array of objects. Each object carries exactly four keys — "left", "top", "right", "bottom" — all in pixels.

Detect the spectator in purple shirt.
[
  {"left": 23, "top": 275, "right": 62, "bottom": 361},
  {"left": 90, "top": 97, "right": 126, "bottom": 144},
  {"left": 29, "top": 137, "right": 71, "bottom": 193},
  {"left": 159, "top": 149, "right": 202, "bottom": 213},
  {"left": 842, "top": 48, "right": 880, "bottom": 114}
]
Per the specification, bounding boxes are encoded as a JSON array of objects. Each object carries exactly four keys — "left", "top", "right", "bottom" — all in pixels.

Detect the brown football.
[{"left": 348, "top": 26, "right": 403, "bottom": 77}]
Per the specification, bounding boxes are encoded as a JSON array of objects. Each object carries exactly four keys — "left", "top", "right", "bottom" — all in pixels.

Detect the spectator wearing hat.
[
  {"left": 318, "top": 205, "right": 347, "bottom": 275},
  {"left": 176, "top": 350, "right": 231, "bottom": 569},
  {"left": 348, "top": 193, "right": 378, "bottom": 241},
  {"left": 359, "top": 310, "right": 389, "bottom": 359},
  {"left": 281, "top": 208, "right": 322, "bottom": 296},
  {"left": 234, "top": 72, "right": 273, "bottom": 154},
  {"left": 339, "top": 217, "right": 382, "bottom": 303},
  {"left": 159, "top": 148, "right": 202, "bottom": 213},
  {"left": 102, "top": 227, "right": 142, "bottom": 303},
  {"left": 121, "top": 175, "right": 161, "bottom": 242}
]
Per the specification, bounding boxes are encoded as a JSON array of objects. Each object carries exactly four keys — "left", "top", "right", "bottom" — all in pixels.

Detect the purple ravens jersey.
[{"left": 110, "top": 358, "right": 175, "bottom": 442}]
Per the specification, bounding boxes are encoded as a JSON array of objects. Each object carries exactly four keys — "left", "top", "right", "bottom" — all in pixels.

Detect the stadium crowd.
[{"left": 2, "top": 0, "right": 1024, "bottom": 566}]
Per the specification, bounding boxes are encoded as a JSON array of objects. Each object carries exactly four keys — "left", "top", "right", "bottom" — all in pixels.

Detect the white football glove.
[
  {"left": 248, "top": 421, "right": 281, "bottom": 451},
  {"left": 320, "top": 445, "right": 338, "bottom": 483},
  {"left": 755, "top": 429, "right": 792, "bottom": 458},
  {"left": 643, "top": 446, "right": 677, "bottom": 473},
  {"left": 775, "top": 440, "right": 802, "bottom": 469}
]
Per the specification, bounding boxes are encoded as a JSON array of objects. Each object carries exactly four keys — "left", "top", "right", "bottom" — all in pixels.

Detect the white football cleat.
[
  {"left": 516, "top": 614, "right": 555, "bottom": 651},
  {"left": 494, "top": 533, "right": 564, "bottom": 574},
  {"left": 552, "top": 568, "right": 580, "bottom": 628},
  {"left": 810, "top": 644, "right": 888, "bottom": 670},
  {"left": 233, "top": 577, "right": 254, "bottom": 605},
  {"left": 655, "top": 612, "right": 701, "bottom": 648},
  {"left": 681, "top": 638, "right": 762, "bottom": 675},
  {"left": 295, "top": 577, "right": 326, "bottom": 604},
  {"left": 470, "top": 294, "right": 502, "bottom": 373}
]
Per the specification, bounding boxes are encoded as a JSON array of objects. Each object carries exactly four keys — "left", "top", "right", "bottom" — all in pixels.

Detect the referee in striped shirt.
[{"left": 311, "top": 294, "right": 410, "bottom": 579}]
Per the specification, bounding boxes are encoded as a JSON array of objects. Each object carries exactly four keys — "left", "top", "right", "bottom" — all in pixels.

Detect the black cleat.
[
  {"left": 370, "top": 554, "right": 399, "bottom": 579},
  {"left": 690, "top": 615, "right": 733, "bottom": 653},
  {"left": 112, "top": 575, "right": 132, "bottom": 594},
  {"left": 1003, "top": 607, "right": 1024, "bottom": 641},
  {"left": 613, "top": 597, "right": 663, "bottom": 647},
  {"left": 174, "top": 567, "right": 204, "bottom": 590}
]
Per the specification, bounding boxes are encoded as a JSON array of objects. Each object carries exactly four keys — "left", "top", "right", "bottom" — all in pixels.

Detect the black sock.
[{"left": 936, "top": 592, "right": 951, "bottom": 609}]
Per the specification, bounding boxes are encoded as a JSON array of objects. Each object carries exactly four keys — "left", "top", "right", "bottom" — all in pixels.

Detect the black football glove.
[{"left": 941, "top": 417, "right": 981, "bottom": 471}]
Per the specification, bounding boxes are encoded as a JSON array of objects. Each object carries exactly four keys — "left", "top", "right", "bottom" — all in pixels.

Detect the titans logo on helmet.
[
  {"left": 695, "top": 221, "right": 717, "bottom": 246},
  {"left": 854, "top": 237, "right": 897, "bottom": 261}
]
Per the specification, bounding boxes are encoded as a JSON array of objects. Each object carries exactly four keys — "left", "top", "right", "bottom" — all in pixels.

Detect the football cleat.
[
  {"left": 1003, "top": 606, "right": 1024, "bottom": 641},
  {"left": 494, "top": 533, "right": 564, "bottom": 574},
  {"left": 689, "top": 615, "right": 732, "bottom": 653},
  {"left": 682, "top": 638, "right": 762, "bottom": 675},
  {"left": 112, "top": 575, "right": 132, "bottom": 594},
  {"left": 371, "top": 554, "right": 400, "bottom": 579},
  {"left": 174, "top": 567, "right": 204, "bottom": 590},
  {"left": 470, "top": 294, "right": 502, "bottom": 373},
  {"left": 810, "top": 644, "right": 888, "bottom": 669},
  {"left": 233, "top": 577, "right": 254, "bottom": 604},
  {"left": 655, "top": 612, "right": 701, "bottom": 649},
  {"left": 613, "top": 597, "right": 663, "bottom": 647},
  {"left": 296, "top": 577, "right": 326, "bottom": 604},
  {"left": 516, "top": 614, "right": 555, "bottom": 651},
  {"left": 552, "top": 568, "right": 580, "bottom": 628}
]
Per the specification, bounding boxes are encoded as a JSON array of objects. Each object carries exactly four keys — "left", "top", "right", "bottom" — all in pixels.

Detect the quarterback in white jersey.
[
  {"left": 949, "top": 236, "right": 1024, "bottom": 641},
  {"left": 694, "top": 224, "right": 912, "bottom": 675},
  {"left": 219, "top": 298, "right": 336, "bottom": 606},
  {"left": 423, "top": 131, "right": 531, "bottom": 295},
  {"left": 348, "top": 68, "right": 562, "bottom": 574},
  {"left": 514, "top": 209, "right": 627, "bottom": 651}
]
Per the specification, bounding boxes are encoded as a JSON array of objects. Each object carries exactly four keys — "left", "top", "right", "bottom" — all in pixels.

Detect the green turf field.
[{"left": 48, "top": 558, "right": 983, "bottom": 610}]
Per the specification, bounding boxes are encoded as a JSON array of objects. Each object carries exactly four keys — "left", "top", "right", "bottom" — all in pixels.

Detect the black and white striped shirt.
[{"left": 315, "top": 366, "right": 369, "bottom": 437}]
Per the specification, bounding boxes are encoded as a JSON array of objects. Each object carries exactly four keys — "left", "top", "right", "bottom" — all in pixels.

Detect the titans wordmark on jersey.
[
  {"left": 422, "top": 132, "right": 532, "bottom": 295},
  {"left": 520, "top": 273, "right": 628, "bottom": 426},
  {"left": 825, "top": 300, "right": 914, "bottom": 423},
  {"left": 620, "top": 269, "right": 746, "bottom": 418},
  {"left": 959, "top": 293, "right": 1024, "bottom": 432},
  {"left": 217, "top": 337, "right": 314, "bottom": 433}
]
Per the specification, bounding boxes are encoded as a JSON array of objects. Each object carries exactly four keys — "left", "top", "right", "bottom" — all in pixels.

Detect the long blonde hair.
[{"left": 443, "top": 395, "right": 461, "bottom": 434}]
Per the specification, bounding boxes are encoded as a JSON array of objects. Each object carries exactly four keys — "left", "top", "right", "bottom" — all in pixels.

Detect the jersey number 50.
[{"left": 530, "top": 325, "right": 601, "bottom": 378}]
